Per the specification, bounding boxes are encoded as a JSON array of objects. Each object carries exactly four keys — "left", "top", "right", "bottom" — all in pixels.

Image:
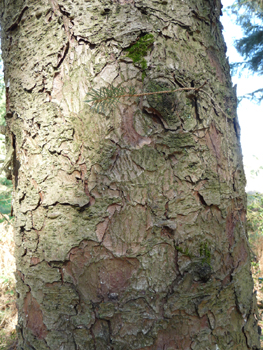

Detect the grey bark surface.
[{"left": 0, "top": 0, "right": 260, "bottom": 349}]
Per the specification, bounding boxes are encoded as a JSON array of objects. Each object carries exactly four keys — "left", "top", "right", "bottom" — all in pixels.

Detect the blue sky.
[{"left": 221, "top": 0, "right": 263, "bottom": 192}]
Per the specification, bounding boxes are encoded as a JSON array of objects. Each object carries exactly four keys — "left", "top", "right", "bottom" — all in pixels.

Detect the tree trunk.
[{"left": 0, "top": 0, "right": 260, "bottom": 349}]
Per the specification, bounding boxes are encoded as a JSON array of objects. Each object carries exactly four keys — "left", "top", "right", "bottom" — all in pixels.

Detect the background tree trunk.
[{"left": 0, "top": 0, "right": 260, "bottom": 349}]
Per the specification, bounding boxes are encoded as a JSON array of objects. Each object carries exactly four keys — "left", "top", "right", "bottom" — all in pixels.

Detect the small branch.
[
  {"left": 0, "top": 212, "right": 12, "bottom": 224},
  {"left": 198, "top": 88, "right": 232, "bottom": 119},
  {"left": 86, "top": 81, "right": 208, "bottom": 110},
  {"left": 108, "top": 82, "right": 206, "bottom": 100}
]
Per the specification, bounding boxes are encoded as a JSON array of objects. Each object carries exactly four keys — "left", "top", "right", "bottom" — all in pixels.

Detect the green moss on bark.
[{"left": 125, "top": 33, "right": 154, "bottom": 80}]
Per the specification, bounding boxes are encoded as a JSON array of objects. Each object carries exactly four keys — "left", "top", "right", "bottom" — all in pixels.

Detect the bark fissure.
[{"left": 6, "top": 6, "right": 29, "bottom": 31}]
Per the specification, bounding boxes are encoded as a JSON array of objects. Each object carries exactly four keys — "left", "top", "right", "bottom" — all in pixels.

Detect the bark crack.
[
  {"left": 7, "top": 6, "right": 29, "bottom": 31},
  {"left": 56, "top": 40, "right": 69, "bottom": 68}
]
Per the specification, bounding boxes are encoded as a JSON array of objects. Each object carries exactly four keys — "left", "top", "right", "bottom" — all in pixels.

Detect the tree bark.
[{"left": 0, "top": 0, "right": 260, "bottom": 349}]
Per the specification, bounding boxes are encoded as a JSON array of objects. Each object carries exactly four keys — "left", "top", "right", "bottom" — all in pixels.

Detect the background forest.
[
  {"left": 0, "top": 0, "right": 263, "bottom": 348},
  {"left": 0, "top": 53, "right": 16, "bottom": 349}
]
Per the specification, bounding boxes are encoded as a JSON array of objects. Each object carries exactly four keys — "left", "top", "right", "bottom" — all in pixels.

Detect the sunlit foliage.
[{"left": 229, "top": 0, "right": 263, "bottom": 102}]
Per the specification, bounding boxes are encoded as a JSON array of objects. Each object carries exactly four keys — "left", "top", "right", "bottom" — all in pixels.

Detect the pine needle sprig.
[
  {"left": 85, "top": 81, "right": 207, "bottom": 113},
  {"left": 85, "top": 85, "right": 136, "bottom": 113}
]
